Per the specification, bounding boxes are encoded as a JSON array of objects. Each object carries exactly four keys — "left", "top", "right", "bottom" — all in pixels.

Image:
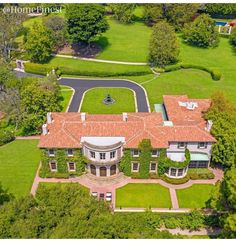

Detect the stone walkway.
[
  {"left": 31, "top": 166, "right": 224, "bottom": 210},
  {"left": 16, "top": 136, "right": 40, "bottom": 140}
]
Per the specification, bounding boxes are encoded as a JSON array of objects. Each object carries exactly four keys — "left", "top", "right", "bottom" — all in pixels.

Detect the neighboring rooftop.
[{"left": 39, "top": 95, "right": 215, "bottom": 149}]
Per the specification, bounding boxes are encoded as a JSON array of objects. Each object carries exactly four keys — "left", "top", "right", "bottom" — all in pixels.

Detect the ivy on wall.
[
  {"left": 158, "top": 148, "right": 191, "bottom": 176},
  {"left": 119, "top": 149, "right": 132, "bottom": 176},
  {"left": 138, "top": 139, "right": 152, "bottom": 179},
  {"left": 39, "top": 148, "right": 87, "bottom": 178}
]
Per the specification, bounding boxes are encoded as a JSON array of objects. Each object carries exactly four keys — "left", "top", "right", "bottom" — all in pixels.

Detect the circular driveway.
[
  {"left": 59, "top": 77, "right": 150, "bottom": 112},
  {"left": 14, "top": 71, "right": 150, "bottom": 112}
]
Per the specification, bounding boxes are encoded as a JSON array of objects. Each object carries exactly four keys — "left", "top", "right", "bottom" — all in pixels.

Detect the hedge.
[
  {"left": 161, "top": 63, "right": 222, "bottom": 81},
  {"left": 188, "top": 168, "right": 215, "bottom": 180},
  {"left": 0, "top": 129, "right": 15, "bottom": 146},
  {"left": 161, "top": 174, "right": 190, "bottom": 184},
  {"left": 24, "top": 60, "right": 151, "bottom": 77}
]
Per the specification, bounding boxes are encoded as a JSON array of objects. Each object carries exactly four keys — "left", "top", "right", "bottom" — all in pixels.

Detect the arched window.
[{"left": 90, "top": 164, "right": 96, "bottom": 175}]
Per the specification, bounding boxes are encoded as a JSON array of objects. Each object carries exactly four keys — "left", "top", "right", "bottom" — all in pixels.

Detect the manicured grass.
[
  {"left": 60, "top": 85, "right": 73, "bottom": 112},
  {"left": 176, "top": 184, "right": 215, "bottom": 209},
  {"left": 80, "top": 88, "right": 135, "bottom": 114},
  {"left": 96, "top": 16, "right": 151, "bottom": 62},
  {"left": 0, "top": 140, "right": 40, "bottom": 198},
  {"left": 116, "top": 183, "right": 171, "bottom": 208}
]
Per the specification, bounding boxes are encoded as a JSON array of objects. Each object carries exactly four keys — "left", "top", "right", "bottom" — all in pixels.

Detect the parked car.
[
  {"left": 91, "top": 192, "right": 98, "bottom": 198},
  {"left": 106, "top": 192, "right": 112, "bottom": 202}
]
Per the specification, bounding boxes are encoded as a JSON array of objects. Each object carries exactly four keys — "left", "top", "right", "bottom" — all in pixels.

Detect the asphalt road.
[{"left": 14, "top": 71, "right": 150, "bottom": 112}]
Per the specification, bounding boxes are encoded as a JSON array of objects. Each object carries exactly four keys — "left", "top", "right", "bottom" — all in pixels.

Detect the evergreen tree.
[{"left": 109, "top": 4, "right": 136, "bottom": 24}]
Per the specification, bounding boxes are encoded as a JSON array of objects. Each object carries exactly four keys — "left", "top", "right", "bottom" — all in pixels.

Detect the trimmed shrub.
[
  {"left": 0, "top": 129, "right": 15, "bottom": 146},
  {"left": 161, "top": 174, "right": 190, "bottom": 184},
  {"left": 163, "top": 63, "right": 222, "bottom": 81},
  {"left": 188, "top": 169, "right": 215, "bottom": 180}
]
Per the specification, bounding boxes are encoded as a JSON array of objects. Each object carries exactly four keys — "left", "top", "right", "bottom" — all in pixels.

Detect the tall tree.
[
  {"left": 0, "top": 5, "right": 26, "bottom": 62},
  {"left": 165, "top": 4, "right": 199, "bottom": 30},
  {"left": 183, "top": 14, "right": 219, "bottom": 48},
  {"left": 109, "top": 4, "right": 136, "bottom": 24},
  {"left": 143, "top": 4, "right": 164, "bottom": 26},
  {"left": 44, "top": 16, "right": 67, "bottom": 49},
  {"left": 24, "top": 22, "right": 54, "bottom": 63},
  {"left": 149, "top": 21, "right": 179, "bottom": 67},
  {"left": 65, "top": 4, "right": 109, "bottom": 46}
]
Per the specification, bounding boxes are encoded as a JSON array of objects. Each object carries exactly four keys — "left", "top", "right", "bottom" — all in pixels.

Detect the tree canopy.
[
  {"left": 230, "top": 27, "right": 236, "bottom": 48},
  {"left": 25, "top": 22, "right": 54, "bottom": 63},
  {"left": 109, "top": 4, "right": 136, "bottom": 24},
  {"left": 65, "top": 4, "right": 109, "bottom": 45},
  {"left": 149, "top": 21, "right": 179, "bottom": 67},
  {"left": 183, "top": 14, "right": 219, "bottom": 48}
]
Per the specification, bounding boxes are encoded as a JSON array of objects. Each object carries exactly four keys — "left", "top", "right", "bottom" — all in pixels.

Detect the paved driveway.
[
  {"left": 14, "top": 71, "right": 150, "bottom": 112},
  {"left": 60, "top": 77, "right": 150, "bottom": 112}
]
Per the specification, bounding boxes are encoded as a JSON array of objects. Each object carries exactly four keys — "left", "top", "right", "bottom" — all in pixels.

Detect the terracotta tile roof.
[
  {"left": 163, "top": 95, "right": 211, "bottom": 128},
  {"left": 38, "top": 104, "right": 215, "bottom": 149}
]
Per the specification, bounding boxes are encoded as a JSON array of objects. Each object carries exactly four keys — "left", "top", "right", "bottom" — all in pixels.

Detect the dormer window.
[
  {"left": 132, "top": 149, "right": 139, "bottom": 157},
  {"left": 67, "top": 149, "right": 73, "bottom": 157},
  {"left": 48, "top": 149, "right": 55, "bottom": 157},
  {"left": 198, "top": 142, "right": 207, "bottom": 149},
  {"left": 178, "top": 142, "right": 187, "bottom": 149}
]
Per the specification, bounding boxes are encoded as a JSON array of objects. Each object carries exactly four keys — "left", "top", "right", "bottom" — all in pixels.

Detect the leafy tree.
[
  {"left": 44, "top": 15, "right": 67, "bottom": 49},
  {"left": 0, "top": 183, "right": 13, "bottom": 205},
  {"left": 205, "top": 3, "right": 236, "bottom": 15},
  {"left": 20, "top": 74, "right": 62, "bottom": 135},
  {"left": 204, "top": 92, "right": 236, "bottom": 167},
  {"left": 165, "top": 3, "right": 199, "bottom": 30},
  {"left": 109, "top": 4, "right": 136, "bottom": 24},
  {"left": 0, "top": 5, "right": 26, "bottom": 62},
  {"left": 230, "top": 27, "right": 236, "bottom": 48},
  {"left": 183, "top": 14, "right": 219, "bottom": 48},
  {"left": 65, "top": 4, "right": 109, "bottom": 46},
  {"left": 143, "top": 4, "right": 164, "bottom": 26},
  {"left": 25, "top": 22, "right": 54, "bottom": 63},
  {"left": 149, "top": 21, "right": 179, "bottom": 67}
]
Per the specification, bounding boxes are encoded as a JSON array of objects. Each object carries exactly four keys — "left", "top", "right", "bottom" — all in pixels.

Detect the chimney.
[
  {"left": 123, "top": 113, "right": 128, "bottom": 122},
  {"left": 47, "top": 112, "right": 53, "bottom": 124},
  {"left": 206, "top": 120, "right": 213, "bottom": 132},
  {"left": 81, "top": 112, "right": 86, "bottom": 122},
  {"left": 42, "top": 124, "right": 48, "bottom": 135}
]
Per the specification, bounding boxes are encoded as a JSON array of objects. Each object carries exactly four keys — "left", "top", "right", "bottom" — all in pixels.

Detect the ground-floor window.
[
  {"left": 170, "top": 168, "right": 177, "bottom": 176},
  {"left": 49, "top": 161, "right": 57, "bottom": 172},
  {"left": 177, "top": 168, "right": 184, "bottom": 177},
  {"left": 167, "top": 167, "right": 188, "bottom": 178},
  {"left": 150, "top": 162, "right": 157, "bottom": 172},
  {"left": 132, "top": 162, "right": 139, "bottom": 172},
  {"left": 68, "top": 162, "right": 76, "bottom": 172},
  {"left": 189, "top": 161, "right": 208, "bottom": 168}
]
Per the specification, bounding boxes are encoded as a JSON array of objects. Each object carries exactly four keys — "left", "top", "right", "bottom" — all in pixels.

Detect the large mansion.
[{"left": 38, "top": 95, "right": 215, "bottom": 179}]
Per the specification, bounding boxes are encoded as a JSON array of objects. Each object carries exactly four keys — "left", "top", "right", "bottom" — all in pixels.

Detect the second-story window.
[
  {"left": 90, "top": 151, "right": 95, "bottom": 159},
  {"left": 178, "top": 142, "right": 187, "bottom": 149},
  {"left": 151, "top": 150, "right": 159, "bottom": 157},
  {"left": 67, "top": 149, "right": 73, "bottom": 156},
  {"left": 110, "top": 151, "right": 116, "bottom": 159},
  {"left": 48, "top": 149, "right": 55, "bottom": 157},
  {"left": 198, "top": 142, "right": 207, "bottom": 149},
  {"left": 132, "top": 149, "right": 139, "bottom": 157},
  {"left": 100, "top": 153, "right": 106, "bottom": 160}
]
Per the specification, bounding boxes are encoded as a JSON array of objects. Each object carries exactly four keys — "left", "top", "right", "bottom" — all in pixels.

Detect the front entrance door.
[
  {"left": 100, "top": 167, "right": 107, "bottom": 177},
  {"left": 90, "top": 164, "right": 96, "bottom": 175},
  {"left": 110, "top": 165, "right": 116, "bottom": 176}
]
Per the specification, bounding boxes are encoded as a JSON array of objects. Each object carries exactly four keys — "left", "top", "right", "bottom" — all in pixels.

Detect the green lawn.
[
  {"left": 80, "top": 88, "right": 135, "bottom": 114},
  {"left": 0, "top": 140, "right": 40, "bottom": 198},
  {"left": 176, "top": 184, "right": 215, "bottom": 209},
  {"left": 116, "top": 183, "right": 171, "bottom": 208},
  {"left": 60, "top": 85, "right": 73, "bottom": 112},
  {"left": 96, "top": 16, "right": 151, "bottom": 62}
]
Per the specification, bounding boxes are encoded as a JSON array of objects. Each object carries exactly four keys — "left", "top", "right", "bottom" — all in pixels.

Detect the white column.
[
  {"left": 107, "top": 166, "right": 111, "bottom": 177},
  {"left": 116, "top": 165, "right": 119, "bottom": 174},
  {"left": 96, "top": 166, "right": 100, "bottom": 177}
]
